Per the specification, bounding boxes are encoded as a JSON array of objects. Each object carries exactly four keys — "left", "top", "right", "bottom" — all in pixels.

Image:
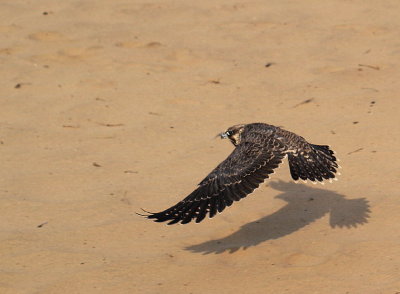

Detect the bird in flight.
[{"left": 140, "top": 123, "right": 339, "bottom": 225}]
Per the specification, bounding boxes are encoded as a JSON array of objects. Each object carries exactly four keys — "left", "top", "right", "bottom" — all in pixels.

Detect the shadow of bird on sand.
[{"left": 185, "top": 180, "right": 370, "bottom": 254}]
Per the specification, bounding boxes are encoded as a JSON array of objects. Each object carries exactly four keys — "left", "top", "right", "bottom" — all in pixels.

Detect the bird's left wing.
[{"left": 142, "top": 136, "right": 286, "bottom": 224}]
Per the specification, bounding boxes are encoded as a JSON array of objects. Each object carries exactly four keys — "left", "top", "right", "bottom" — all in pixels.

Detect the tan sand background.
[{"left": 1, "top": 0, "right": 400, "bottom": 293}]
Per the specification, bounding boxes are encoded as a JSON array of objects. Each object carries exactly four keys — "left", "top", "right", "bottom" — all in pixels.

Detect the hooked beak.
[{"left": 219, "top": 131, "right": 228, "bottom": 139}]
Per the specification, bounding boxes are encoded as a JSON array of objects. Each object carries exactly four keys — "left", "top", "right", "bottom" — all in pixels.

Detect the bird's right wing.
[{"left": 143, "top": 136, "right": 286, "bottom": 224}]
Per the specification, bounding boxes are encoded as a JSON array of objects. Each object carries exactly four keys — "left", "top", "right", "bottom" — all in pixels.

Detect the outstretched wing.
[{"left": 143, "top": 137, "right": 286, "bottom": 225}]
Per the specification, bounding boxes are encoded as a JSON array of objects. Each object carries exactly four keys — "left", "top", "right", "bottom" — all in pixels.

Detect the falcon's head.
[{"left": 220, "top": 124, "right": 245, "bottom": 146}]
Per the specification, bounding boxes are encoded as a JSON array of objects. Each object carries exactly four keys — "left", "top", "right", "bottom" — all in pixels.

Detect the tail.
[{"left": 288, "top": 144, "right": 339, "bottom": 183}]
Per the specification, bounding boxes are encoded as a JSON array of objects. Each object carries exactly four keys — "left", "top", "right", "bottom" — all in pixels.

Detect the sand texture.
[{"left": 1, "top": 0, "right": 400, "bottom": 293}]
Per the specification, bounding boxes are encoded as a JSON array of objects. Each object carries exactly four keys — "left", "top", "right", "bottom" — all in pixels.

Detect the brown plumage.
[{"left": 140, "top": 123, "right": 339, "bottom": 225}]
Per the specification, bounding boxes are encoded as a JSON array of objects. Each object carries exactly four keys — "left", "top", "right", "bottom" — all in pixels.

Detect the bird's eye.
[{"left": 226, "top": 131, "right": 233, "bottom": 136}]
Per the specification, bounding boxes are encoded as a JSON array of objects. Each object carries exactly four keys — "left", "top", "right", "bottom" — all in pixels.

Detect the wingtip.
[
  {"left": 135, "top": 212, "right": 148, "bottom": 217},
  {"left": 135, "top": 208, "right": 154, "bottom": 218}
]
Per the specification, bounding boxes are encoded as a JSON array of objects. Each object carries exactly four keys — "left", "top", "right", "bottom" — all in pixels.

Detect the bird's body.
[{"left": 142, "top": 123, "right": 339, "bottom": 225}]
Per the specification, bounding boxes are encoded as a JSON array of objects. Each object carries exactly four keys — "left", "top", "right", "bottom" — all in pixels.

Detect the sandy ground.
[{"left": 1, "top": 0, "right": 400, "bottom": 293}]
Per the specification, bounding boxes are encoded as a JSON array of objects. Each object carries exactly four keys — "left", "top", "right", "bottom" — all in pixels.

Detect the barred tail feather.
[{"left": 288, "top": 144, "right": 339, "bottom": 183}]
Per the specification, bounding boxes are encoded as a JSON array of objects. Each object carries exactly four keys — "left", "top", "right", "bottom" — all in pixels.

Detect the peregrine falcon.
[{"left": 140, "top": 123, "right": 339, "bottom": 225}]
